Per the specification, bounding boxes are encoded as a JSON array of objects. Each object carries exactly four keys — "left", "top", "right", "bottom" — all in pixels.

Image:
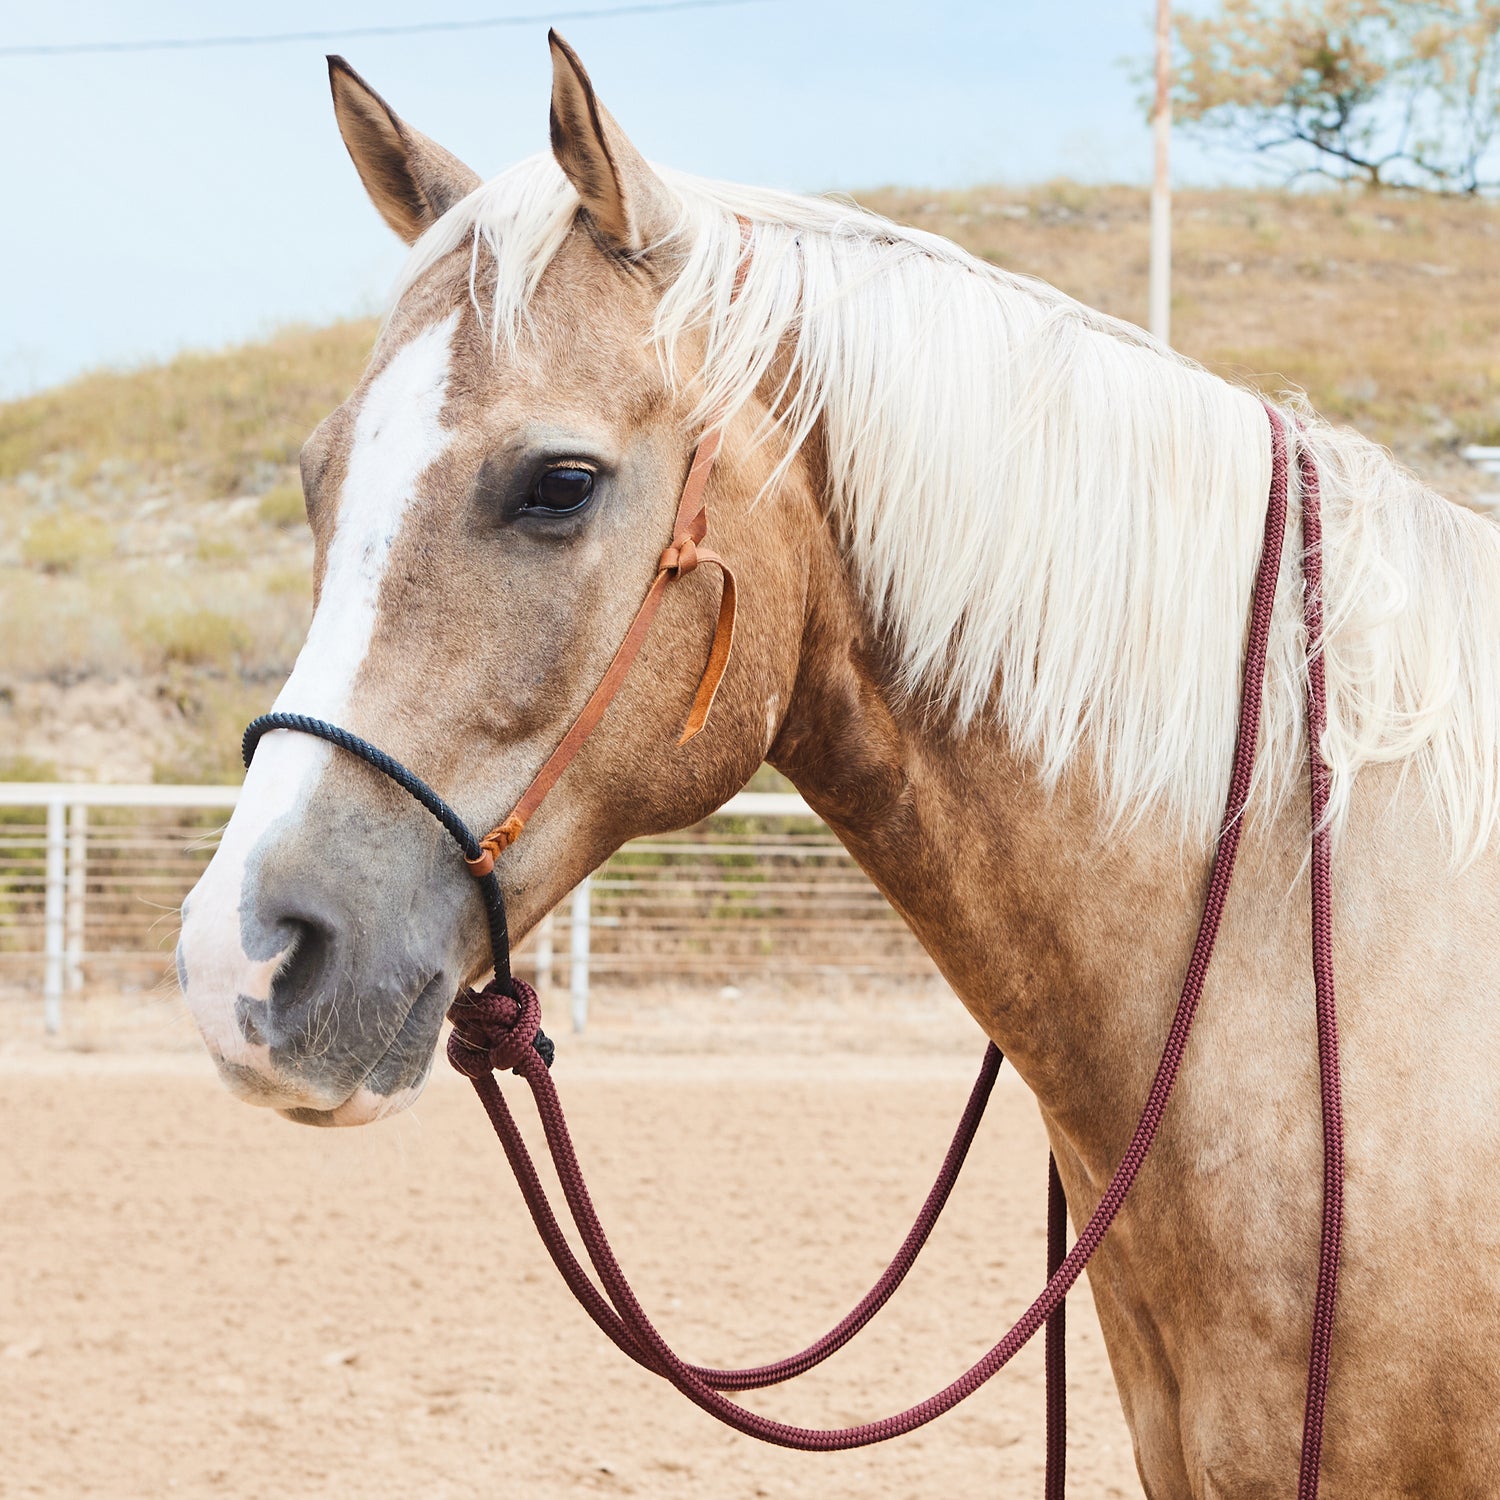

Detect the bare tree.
[{"left": 1172, "top": 0, "right": 1500, "bottom": 194}]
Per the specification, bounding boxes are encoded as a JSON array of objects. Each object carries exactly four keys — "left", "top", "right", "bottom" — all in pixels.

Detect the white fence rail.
[
  {"left": 0, "top": 783, "right": 933, "bottom": 1033},
  {"left": 1463, "top": 445, "right": 1500, "bottom": 477},
  {"left": 1465, "top": 445, "right": 1500, "bottom": 507}
]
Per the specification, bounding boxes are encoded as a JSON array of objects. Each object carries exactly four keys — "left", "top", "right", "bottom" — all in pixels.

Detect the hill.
[{"left": 2, "top": 185, "right": 1497, "bottom": 782}]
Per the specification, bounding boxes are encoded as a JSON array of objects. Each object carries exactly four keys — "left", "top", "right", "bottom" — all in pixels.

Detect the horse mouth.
[
  {"left": 209, "top": 970, "right": 451, "bottom": 1127},
  {"left": 281, "top": 975, "right": 450, "bottom": 1126}
]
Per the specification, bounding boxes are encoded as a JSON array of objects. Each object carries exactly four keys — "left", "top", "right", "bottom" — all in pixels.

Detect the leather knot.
[
  {"left": 659, "top": 535, "right": 699, "bottom": 575},
  {"left": 446, "top": 977, "right": 550, "bottom": 1077}
]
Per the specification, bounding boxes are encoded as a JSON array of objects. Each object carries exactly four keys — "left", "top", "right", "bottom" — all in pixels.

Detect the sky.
[{"left": 0, "top": 0, "right": 1240, "bottom": 399}]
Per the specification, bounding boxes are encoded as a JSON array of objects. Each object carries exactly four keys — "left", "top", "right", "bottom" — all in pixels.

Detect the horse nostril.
[{"left": 266, "top": 913, "right": 338, "bottom": 1035}]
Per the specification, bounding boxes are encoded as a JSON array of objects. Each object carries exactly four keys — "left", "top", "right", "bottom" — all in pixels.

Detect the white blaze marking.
[
  {"left": 275, "top": 310, "right": 461, "bottom": 721},
  {"left": 180, "top": 315, "right": 460, "bottom": 1071}
]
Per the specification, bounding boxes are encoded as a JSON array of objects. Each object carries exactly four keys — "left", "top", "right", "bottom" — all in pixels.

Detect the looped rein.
[{"left": 242, "top": 384, "right": 1343, "bottom": 1492}]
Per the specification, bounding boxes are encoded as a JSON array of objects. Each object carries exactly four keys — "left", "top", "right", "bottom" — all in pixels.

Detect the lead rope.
[
  {"left": 1044, "top": 1152, "right": 1068, "bottom": 1499},
  {"left": 1295, "top": 438, "right": 1344, "bottom": 1498},
  {"left": 241, "top": 404, "right": 1341, "bottom": 1490}
]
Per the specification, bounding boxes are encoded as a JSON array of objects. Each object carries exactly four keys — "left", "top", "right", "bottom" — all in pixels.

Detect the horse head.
[{"left": 177, "top": 37, "right": 822, "bottom": 1124}]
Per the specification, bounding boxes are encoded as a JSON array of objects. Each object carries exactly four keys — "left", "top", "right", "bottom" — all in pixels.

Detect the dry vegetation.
[
  {"left": 862, "top": 183, "right": 1500, "bottom": 458},
  {"left": 0, "top": 322, "right": 375, "bottom": 781},
  {"left": 1, "top": 187, "right": 1497, "bottom": 782}
]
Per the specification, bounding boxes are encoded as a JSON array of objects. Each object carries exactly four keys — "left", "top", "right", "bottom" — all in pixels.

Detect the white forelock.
[{"left": 394, "top": 153, "right": 1500, "bottom": 858}]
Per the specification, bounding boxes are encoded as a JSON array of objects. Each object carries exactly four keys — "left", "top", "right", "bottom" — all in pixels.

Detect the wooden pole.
[{"left": 1149, "top": 0, "right": 1173, "bottom": 344}]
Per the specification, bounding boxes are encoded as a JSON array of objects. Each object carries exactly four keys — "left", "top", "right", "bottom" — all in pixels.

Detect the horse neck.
[{"left": 766, "top": 518, "right": 1227, "bottom": 1164}]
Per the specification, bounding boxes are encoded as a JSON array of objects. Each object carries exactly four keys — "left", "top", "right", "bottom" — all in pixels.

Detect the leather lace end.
[
  {"left": 465, "top": 814, "right": 526, "bottom": 878},
  {"left": 677, "top": 557, "right": 737, "bottom": 745}
]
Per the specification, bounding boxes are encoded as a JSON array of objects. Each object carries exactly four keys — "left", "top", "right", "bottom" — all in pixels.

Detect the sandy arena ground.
[{"left": 1, "top": 981, "right": 1143, "bottom": 1499}]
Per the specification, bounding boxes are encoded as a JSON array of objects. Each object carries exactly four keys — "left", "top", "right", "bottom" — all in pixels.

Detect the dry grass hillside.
[{"left": 2, "top": 185, "right": 1497, "bottom": 782}]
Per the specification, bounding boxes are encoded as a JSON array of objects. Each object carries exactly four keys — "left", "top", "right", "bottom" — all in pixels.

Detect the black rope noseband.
[{"left": 242, "top": 711, "right": 554, "bottom": 1070}]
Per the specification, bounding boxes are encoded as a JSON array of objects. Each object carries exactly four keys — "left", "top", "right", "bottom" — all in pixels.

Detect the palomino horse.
[{"left": 179, "top": 34, "right": 1500, "bottom": 1497}]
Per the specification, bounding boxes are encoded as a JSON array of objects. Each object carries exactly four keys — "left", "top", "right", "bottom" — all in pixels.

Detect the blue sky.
[{"left": 0, "top": 0, "right": 1238, "bottom": 398}]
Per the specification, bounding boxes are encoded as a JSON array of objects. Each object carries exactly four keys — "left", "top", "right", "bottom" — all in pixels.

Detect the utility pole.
[{"left": 1149, "top": 0, "right": 1173, "bottom": 344}]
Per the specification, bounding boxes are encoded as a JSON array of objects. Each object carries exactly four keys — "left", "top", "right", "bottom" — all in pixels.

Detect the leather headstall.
[{"left": 463, "top": 217, "right": 754, "bottom": 878}]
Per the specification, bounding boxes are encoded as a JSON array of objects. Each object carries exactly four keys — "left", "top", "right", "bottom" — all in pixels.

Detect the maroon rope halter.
[{"left": 444, "top": 405, "right": 1345, "bottom": 1493}]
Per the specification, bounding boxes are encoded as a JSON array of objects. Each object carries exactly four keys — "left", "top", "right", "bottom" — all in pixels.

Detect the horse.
[{"left": 177, "top": 34, "right": 1500, "bottom": 1497}]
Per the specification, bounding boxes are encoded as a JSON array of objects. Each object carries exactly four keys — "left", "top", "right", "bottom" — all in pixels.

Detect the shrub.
[
  {"left": 0, "top": 570, "right": 134, "bottom": 678},
  {"left": 151, "top": 678, "right": 270, "bottom": 785},
  {"left": 1039, "top": 178, "right": 1096, "bottom": 214},
  {"left": 1457, "top": 411, "right": 1500, "bottom": 448},
  {"left": 0, "top": 753, "right": 57, "bottom": 782},
  {"left": 256, "top": 483, "right": 306, "bottom": 529},
  {"left": 264, "top": 565, "right": 311, "bottom": 598},
  {"left": 0, "top": 758, "right": 58, "bottom": 845},
  {"left": 194, "top": 532, "right": 245, "bottom": 564},
  {"left": 21, "top": 513, "right": 112, "bottom": 573},
  {"left": 132, "top": 608, "right": 250, "bottom": 670}
]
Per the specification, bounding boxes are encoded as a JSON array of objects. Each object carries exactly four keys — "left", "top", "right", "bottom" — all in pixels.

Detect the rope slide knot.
[{"left": 446, "top": 976, "right": 554, "bottom": 1077}]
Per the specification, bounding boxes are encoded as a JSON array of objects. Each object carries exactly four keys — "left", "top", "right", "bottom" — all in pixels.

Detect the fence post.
[
  {"left": 66, "top": 803, "right": 87, "bottom": 993},
  {"left": 533, "top": 910, "right": 554, "bottom": 1003},
  {"left": 43, "top": 798, "right": 66, "bottom": 1034},
  {"left": 569, "top": 877, "right": 591, "bottom": 1033}
]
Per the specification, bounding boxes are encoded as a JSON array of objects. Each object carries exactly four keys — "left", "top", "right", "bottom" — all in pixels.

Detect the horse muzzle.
[{"left": 176, "top": 730, "right": 478, "bottom": 1125}]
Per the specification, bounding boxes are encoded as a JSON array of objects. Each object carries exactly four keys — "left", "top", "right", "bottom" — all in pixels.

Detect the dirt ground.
[{"left": 0, "top": 982, "right": 1144, "bottom": 1499}]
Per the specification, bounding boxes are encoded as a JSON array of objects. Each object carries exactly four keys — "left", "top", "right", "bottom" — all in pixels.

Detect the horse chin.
[
  {"left": 205, "top": 1010, "right": 441, "bottom": 1127},
  {"left": 268, "top": 1023, "right": 441, "bottom": 1127},
  {"left": 278, "top": 1081, "right": 427, "bottom": 1128}
]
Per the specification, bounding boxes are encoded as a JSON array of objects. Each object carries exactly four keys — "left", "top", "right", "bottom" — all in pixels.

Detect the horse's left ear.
[{"left": 548, "top": 30, "right": 677, "bottom": 254}]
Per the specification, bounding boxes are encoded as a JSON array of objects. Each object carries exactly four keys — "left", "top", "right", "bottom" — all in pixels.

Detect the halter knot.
[
  {"left": 659, "top": 534, "right": 699, "bottom": 575},
  {"left": 446, "top": 977, "right": 552, "bottom": 1077}
]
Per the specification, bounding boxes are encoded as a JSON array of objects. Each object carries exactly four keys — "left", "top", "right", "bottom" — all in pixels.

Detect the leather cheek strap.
[
  {"left": 462, "top": 219, "right": 753, "bottom": 881},
  {"left": 462, "top": 219, "right": 756, "bottom": 882},
  {"left": 462, "top": 432, "right": 740, "bottom": 880}
]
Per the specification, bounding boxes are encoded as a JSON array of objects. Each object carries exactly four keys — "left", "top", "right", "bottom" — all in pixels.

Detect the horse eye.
[{"left": 528, "top": 465, "right": 595, "bottom": 514}]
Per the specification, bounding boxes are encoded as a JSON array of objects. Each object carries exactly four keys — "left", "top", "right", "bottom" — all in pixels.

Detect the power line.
[{"left": 0, "top": 0, "right": 773, "bottom": 58}]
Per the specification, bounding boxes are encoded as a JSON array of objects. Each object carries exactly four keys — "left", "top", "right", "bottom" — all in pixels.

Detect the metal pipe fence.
[
  {"left": 0, "top": 783, "right": 937, "bottom": 1033},
  {"left": 1465, "top": 445, "right": 1500, "bottom": 507}
]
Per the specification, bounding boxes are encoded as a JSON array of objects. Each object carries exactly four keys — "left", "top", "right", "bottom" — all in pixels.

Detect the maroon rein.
[{"left": 246, "top": 404, "right": 1344, "bottom": 1493}]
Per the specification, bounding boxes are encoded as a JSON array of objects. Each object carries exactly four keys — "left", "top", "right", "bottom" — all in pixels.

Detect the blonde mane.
[{"left": 396, "top": 153, "right": 1500, "bottom": 857}]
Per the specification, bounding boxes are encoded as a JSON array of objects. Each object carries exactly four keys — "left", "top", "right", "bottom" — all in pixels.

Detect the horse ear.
[
  {"left": 547, "top": 30, "right": 676, "bottom": 254},
  {"left": 327, "top": 55, "right": 481, "bottom": 245}
]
